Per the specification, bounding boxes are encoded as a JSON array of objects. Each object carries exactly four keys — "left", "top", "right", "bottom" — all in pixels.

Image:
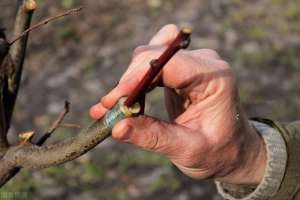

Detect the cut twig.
[
  {"left": 19, "top": 131, "right": 34, "bottom": 145},
  {"left": 36, "top": 101, "right": 70, "bottom": 146},
  {"left": 9, "top": 6, "right": 83, "bottom": 45},
  {"left": 59, "top": 123, "right": 81, "bottom": 129},
  {"left": 124, "top": 28, "right": 192, "bottom": 107}
]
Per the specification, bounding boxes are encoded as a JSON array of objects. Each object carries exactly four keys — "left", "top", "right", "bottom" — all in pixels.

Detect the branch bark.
[
  {"left": 6, "top": 0, "right": 36, "bottom": 128},
  {"left": 0, "top": 0, "right": 36, "bottom": 159},
  {"left": 0, "top": 2, "right": 86, "bottom": 186},
  {"left": 0, "top": 102, "right": 69, "bottom": 186},
  {"left": 0, "top": 100, "right": 140, "bottom": 186},
  {"left": 0, "top": 30, "right": 12, "bottom": 153},
  {"left": 0, "top": 0, "right": 36, "bottom": 183}
]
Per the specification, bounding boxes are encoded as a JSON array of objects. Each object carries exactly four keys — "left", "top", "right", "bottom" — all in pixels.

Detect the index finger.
[{"left": 90, "top": 25, "right": 181, "bottom": 116}]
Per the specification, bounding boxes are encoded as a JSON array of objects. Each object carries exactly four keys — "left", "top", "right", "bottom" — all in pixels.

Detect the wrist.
[
  {"left": 216, "top": 120, "right": 288, "bottom": 199},
  {"left": 216, "top": 119, "right": 267, "bottom": 184}
]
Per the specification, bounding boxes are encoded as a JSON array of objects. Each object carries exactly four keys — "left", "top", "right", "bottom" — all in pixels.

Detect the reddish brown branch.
[
  {"left": 124, "top": 28, "right": 192, "bottom": 107},
  {"left": 9, "top": 6, "right": 83, "bottom": 45}
]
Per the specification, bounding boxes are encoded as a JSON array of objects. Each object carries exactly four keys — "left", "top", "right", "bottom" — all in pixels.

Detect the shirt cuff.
[{"left": 215, "top": 120, "right": 287, "bottom": 200}]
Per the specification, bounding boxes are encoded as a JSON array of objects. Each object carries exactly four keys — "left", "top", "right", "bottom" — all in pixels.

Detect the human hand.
[{"left": 90, "top": 24, "right": 266, "bottom": 184}]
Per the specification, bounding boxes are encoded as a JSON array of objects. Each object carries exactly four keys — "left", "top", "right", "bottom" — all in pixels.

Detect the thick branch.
[
  {"left": 0, "top": 100, "right": 139, "bottom": 187},
  {"left": 2, "top": 100, "right": 140, "bottom": 170},
  {"left": 9, "top": 121, "right": 110, "bottom": 169},
  {"left": 0, "top": 0, "right": 36, "bottom": 157},
  {"left": 0, "top": 31, "right": 11, "bottom": 152},
  {"left": 0, "top": 4, "right": 83, "bottom": 186},
  {"left": 0, "top": 32, "right": 9, "bottom": 66},
  {"left": 6, "top": 0, "right": 36, "bottom": 132},
  {"left": 0, "top": 102, "right": 70, "bottom": 186}
]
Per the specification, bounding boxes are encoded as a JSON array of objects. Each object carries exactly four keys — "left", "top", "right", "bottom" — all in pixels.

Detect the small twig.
[
  {"left": 9, "top": 6, "right": 83, "bottom": 45},
  {"left": 36, "top": 101, "right": 70, "bottom": 146},
  {"left": 59, "top": 123, "right": 81, "bottom": 129}
]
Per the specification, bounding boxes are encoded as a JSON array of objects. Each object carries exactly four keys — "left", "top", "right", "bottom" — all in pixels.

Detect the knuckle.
[
  {"left": 143, "top": 131, "right": 159, "bottom": 150},
  {"left": 138, "top": 118, "right": 167, "bottom": 151},
  {"left": 141, "top": 118, "right": 160, "bottom": 149}
]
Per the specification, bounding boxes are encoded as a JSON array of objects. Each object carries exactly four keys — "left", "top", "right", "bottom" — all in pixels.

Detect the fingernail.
[{"left": 90, "top": 105, "right": 106, "bottom": 119}]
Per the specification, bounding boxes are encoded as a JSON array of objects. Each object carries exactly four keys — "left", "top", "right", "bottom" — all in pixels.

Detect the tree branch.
[
  {"left": 5, "top": 0, "right": 36, "bottom": 135},
  {"left": 0, "top": 3, "right": 84, "bottom": 186},
  {"left": 9, "top": 7, "right": 83, "bottom": 45},
  {"left": 0, "top": 100, "right": 140, "bottom": 186},
  {"left": 11, "top": 101, "right": 139, "bottom": 170},
  {"left": 0, "top": 30, "right": 9, "bottom": 66},
  {"left": 0, "top": 0, "right": 36, "bottom": 158},
  {"left": 0, "top": 31, "right": 11, "bottom": 153},
  {"left": 0, "top": 101, "right": 70, "bottom": 186}
]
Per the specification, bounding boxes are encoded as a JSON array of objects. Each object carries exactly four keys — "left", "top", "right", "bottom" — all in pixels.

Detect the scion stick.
[{"left": 124, "top": 28, "right": 192, "bottom": 107}]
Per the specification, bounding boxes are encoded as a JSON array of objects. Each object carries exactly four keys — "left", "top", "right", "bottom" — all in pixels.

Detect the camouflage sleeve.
[{"left": 215, "top": 119, "right": 296, "bottom": 200}]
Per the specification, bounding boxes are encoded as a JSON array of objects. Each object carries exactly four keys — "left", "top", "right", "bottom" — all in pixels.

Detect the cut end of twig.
[
  {"left": 24, "top": 0, "right": 37, "bottom": 12},
  {"left": 64, "top": 101, "right": 70, "bottom": 113},
  {"left": 19, "top": 131, "right": 35, "bottom": 144},
  {"left": 182, "top": 27, "right": 192, "bottom": 34}
]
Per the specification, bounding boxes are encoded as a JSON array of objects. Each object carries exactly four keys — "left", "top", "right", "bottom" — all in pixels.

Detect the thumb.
[{"left": 112, "top": 115, "right": 186, "bottom": 155}]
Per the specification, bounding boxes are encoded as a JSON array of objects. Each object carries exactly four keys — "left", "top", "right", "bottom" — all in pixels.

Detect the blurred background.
[{"left": 1, "top": 0, "right": 300, "bottom": 199}]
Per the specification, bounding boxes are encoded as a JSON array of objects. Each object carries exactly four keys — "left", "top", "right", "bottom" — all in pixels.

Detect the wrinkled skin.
[{"left": 90, "top": 24, "right": 266, "bottom": 185}]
